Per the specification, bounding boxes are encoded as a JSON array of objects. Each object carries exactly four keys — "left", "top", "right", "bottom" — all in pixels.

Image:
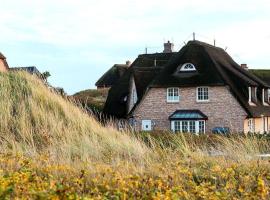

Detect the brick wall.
[{"left": 132, "top": 86, "right": 247, "bottom": 133}]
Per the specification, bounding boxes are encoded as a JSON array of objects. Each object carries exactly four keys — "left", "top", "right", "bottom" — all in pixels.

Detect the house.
[
  {"left": 104, "top": 40, "right": 270, "bottom": 134},
  {"left": 103, "top": 48, "right": 176, "bottom": 118},
  {"left": 95, "top": 61, "right": 131, "bottom": 89},
  {"left": 10, "top": 66, "right": 44, "bottom": 79},
  {"left": 0, "top": 52, "right": 9, "bottom": 72}
]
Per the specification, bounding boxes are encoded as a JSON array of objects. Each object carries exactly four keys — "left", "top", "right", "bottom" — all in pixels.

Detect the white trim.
[
  {"left": 171, "top": 120, "right": 206, "bottom": 134},
  {"left": 167, "top": 88, "right": 180, "bottom": 103},
  {"left": 262, "top": 88, "right": 269, "bottom": 106},
  {"left": 248, "top": 87, "right": 257, "bottom": 106},
  {"left": 248, "top": 87, "right": 252, "bottom": 103},
  {"left": 255, "top": 87, "right": 257, "bottom": 102},
  {"left": 263, "top": 88, "right": 265, "bottom": 104},
  {"left": 141, "top": 120, "right": 152, "bottom": 131},
  {"left": 196, "top": 87, "right": 209, "bottom": 102},
  {"left": 180, "top": 63, "right": 196, "bottom": 72},
  {"left": 268, "top": 89, "right": 270, "bottom": 102}
]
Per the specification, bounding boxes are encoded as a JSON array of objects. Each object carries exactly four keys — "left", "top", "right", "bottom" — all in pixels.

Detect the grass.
[
  {"left": 0, "top": 72, "right": 269, "bottom": 199},
  {"left": 71, "top": 88, "right": 108, "bottom": 113}
]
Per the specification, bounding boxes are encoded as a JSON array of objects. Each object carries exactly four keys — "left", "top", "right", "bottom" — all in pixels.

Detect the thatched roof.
[
  {"left": 95, "top": 64, "right": 129, "bottom": 88},
  {"left": 104, "top": 40, "right": 270, "bottom": 118},
  {"left": 151, "top": 40, "right": 270, "bottom": 117},
  {"left": 103, "top": 53, "right": 176, "bottom": 118}
]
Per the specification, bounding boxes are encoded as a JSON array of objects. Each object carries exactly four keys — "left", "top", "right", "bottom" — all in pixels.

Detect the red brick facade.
[{"left": 132, "top": 86, "right": 247, "bottom": 133}]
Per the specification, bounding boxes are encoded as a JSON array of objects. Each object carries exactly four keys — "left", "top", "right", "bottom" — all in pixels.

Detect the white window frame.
[
  {"left": 142, "top": 120, "right": 152, "bottom": 131},
  {"left": 171, "top": 120, "right": 205, "bottom": 134},
  {"left": 248, "top": 87, "right": 252, "bottom": 103},
  {"left": 132, "top": 89, "right": 137, "bottom": 105},
  {"left": 180, "top": 63, "right": 196, "bottom": 72},
  {"left": 248, "top": 87, "right": 257, "bottom": 106},
  {"left": 268, "top": 89, "right": 270, "bottom": 102},
  {"left": 196, "top": 87, "right": 209, "bottom": 102},
  {"left": 262, "top": 89, "right": 269, "bottom": 105},
  {"left": 167, "top": 88, "right": 180, "bottom": 102}
]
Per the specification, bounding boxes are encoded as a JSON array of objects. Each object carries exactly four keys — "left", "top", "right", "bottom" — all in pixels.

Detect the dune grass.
[{"left": 0, "top": 72, "right": 269, "bottom": 199}]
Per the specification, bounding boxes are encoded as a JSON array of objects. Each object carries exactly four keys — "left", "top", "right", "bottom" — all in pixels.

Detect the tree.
[{"left": 42, "top": 71, "right": 51, "bottom": 83}]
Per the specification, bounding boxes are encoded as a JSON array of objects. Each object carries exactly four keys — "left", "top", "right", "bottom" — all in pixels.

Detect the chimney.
[
  {"left": 241, "top": 64, "right": 248, "bottom": 70},
  {"left": 163, "top": 41, "right": 174, "bottom": 53},
  {"left": 126, "top": 60, "right": 131, "bottom": 66}
]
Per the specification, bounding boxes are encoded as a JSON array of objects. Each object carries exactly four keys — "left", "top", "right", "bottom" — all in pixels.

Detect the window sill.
[
  {"left": 196, "top": 100, "right": 210, "bottom": 103},
  {"left": 248, "top": 101, "right": 256, "bottom": 106},
  {"left": 167, "top": 101, "right": 180, "bottom": 103}
]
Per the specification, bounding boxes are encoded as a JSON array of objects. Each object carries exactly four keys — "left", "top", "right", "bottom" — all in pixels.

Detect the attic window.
[{"left": 180, "top": 63, "right": 196, "bottom": 72}]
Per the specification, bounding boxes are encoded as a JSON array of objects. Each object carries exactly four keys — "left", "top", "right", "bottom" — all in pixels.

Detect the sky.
[{"left": 0, "top": 0, "right": 270, "bottom": 94}]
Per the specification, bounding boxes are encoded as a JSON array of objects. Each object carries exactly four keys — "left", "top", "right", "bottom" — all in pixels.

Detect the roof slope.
[
  {"left": 103, "top": 53, "right": 176, "bottom": 118},
  {"left": 151, "top": 40, "right": 270, "bottom": 117},
  {"left": 95, "top": 64, "right": 129, "bottom": 87}
]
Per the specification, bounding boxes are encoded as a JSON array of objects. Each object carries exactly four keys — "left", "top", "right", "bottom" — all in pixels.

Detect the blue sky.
[{"left": 0, "top": 0, "right": 270, "bottom": 94}]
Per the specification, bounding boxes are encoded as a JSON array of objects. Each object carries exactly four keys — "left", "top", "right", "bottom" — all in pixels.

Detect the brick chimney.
[
  {"left": 241, "top": 64, "right": 248, "bottom": 70},
  {"left": 163, "top": 41, "right": 174, "bottom": 53}
]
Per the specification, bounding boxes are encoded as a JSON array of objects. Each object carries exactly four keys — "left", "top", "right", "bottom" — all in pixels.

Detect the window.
[
  {"left": 197, "top": 87, "right": 209, "bottom": 102},
  {"left": 167, "top": 88, "right": 179, "bottom": 102},
  {"left": 248, "top": 87, "right": 257, "bottom": 105},
  {"left": 181, "top": 121, "right": 188, "bottom": 133},
  {"left": 267, "top": 89, "right": 270, "bottom": 103},
  {"left": 132, "top": 89, "right": 137, "bottom": 104},
  {"left": 247, "top": 119, "right": 254, "bottom": 133},
  {"left": 180, "top": 63, "right": 196, "bottom": 72},
  {"left": 199, "top": 121, "right": 205, "bottom": 133},
  {"left": 172, "top": 120, "right": 205, "bottom": 134},
  {"left": 189, "top": 121, "right": 196, "bottom": 133},
  {"left": 174, "top": 121, "right": 181, "bottom": 132},
  {"left": 262, "top": 89, "right": 269, "bottom": 105},
  {"left": 142, "top": 120, "right": 152, "bottom": 131}
]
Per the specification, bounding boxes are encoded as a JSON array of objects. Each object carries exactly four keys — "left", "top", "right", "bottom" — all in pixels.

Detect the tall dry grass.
[
  {"left": 0, "top": 72, "right": 150, "bottom": 166},
  {"left": 0, "top": 72, "right": 269, "bottom": 171}
]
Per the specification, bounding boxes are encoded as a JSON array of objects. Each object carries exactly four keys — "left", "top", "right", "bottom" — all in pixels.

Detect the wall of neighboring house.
[
  {"left": 244, "top": 117, "right": 270, "bottom": 133},
  {"left": 132, "top": 86, "right": 247, "bottom": 133},
  {"left": 0, "top": 60, "right": 8, "bottom": 72}
]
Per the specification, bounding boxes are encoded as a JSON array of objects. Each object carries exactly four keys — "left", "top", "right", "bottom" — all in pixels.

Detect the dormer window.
[
  {"left": 248, "top": 86, "right": 257, "bottom": 105},
  {"left": 180, "top": 63, "right": 196, "bottom": 72},
  {"left": 263, "top": 88, "right": 270, "bottom": 105}
]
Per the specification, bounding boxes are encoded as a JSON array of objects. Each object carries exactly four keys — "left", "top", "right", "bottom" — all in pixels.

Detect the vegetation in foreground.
[{"left": 0, "top": 72, "right": 269, "bottom": 199}]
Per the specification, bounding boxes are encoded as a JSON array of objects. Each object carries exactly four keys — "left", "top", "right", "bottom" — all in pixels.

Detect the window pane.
[
  {"left": 189, "top": 121, "right": 196, "bottom": 133},
  {"left": 199, "top": 121, "right": 205, "bottom": 133},
  {"left": 174, "top": 121, "right": 181, "bottom": 132},
  {"left": 182, "top": 121, "right": 188, "bottom": 133}
]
